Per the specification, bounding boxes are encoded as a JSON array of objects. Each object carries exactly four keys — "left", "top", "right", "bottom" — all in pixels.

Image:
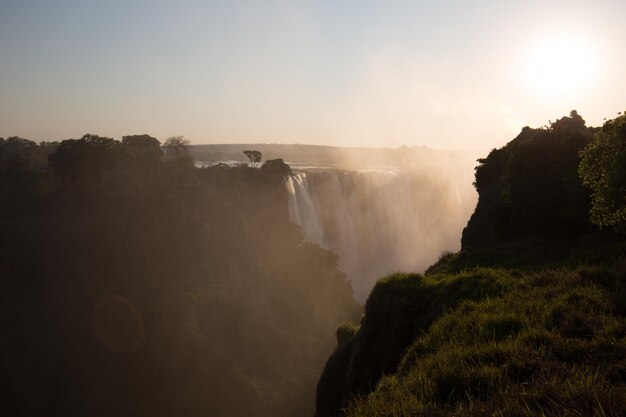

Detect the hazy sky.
[{"left": 1, "top": 0, "right": 625, "bottom": 150}]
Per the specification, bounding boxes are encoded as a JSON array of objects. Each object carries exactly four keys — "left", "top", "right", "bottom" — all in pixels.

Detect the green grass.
[
  {"left": 426, "top": 234, "right": 626, "bottom": 276},
  {"left": 343, "top": 262, "right": 626, "bottom": 417},
  {"left": 316, "top": 268, "right": 516, "bottom": 416}
]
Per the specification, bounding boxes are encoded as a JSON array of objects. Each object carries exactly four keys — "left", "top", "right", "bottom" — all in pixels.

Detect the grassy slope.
[{"left": 333, "top": 238, "right": 626, "bottom": 417}]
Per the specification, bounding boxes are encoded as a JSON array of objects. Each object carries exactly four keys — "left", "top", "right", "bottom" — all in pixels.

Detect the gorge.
[{"left": 285, "top": 162, "right": 477, "bottom": 301}]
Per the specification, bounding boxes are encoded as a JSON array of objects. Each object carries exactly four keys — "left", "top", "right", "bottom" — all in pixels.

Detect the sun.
[{"left": 523, "top": 34, "right": 596, "bottom": 99}]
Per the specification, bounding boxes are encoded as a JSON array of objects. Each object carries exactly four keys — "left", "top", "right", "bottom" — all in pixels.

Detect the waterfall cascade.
[{"left": 286, "top": 169, "right": 476, "bottom": 302}]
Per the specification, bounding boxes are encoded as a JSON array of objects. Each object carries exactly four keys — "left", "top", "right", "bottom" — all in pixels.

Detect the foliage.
[
  {"left": 0, "top": 136, "right": 45, "bottom": 169},
  {"left": 463, "top": 111, "right": 594, "bottom": 248},
  {"left": 580, "top": 112, "right": 626, "bottom": 232},
  {"left": 0, "top": 137, "right": 54, "bottom": 217},
  {"left": 1, "top": 138, "right": 360, "bottom": 417},
  {"left": 163, "top": 135, "right": 191, "bottom": 159},
  {"left": 336, "top": 323, "right": 359, "bottom": 348},
  {"left": 243, "top": 149, "right": 263, "bottom": 167},
  {"left": 47, "top": 134, "right": 166, "bottom": 180},
  {"left": 260, "top": 158, "right": 291, "bottom": 176},
  {"left": 48, "top": 134, "right": 123, "bottom": 180},
  {"left": 121, "top": 134, "right": 163, "bottom": 167}
]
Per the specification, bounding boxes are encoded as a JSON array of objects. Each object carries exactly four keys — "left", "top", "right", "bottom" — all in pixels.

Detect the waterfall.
[
  {"left": 286, "top": 172, "right": 326, "bottom": 245},
  {"left": 286, "top": 168, "right": 475, "bottom": 302}
]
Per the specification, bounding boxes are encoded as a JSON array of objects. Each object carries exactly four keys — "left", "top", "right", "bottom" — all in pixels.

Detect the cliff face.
[
  {"left": 315, "top": 113, "right": 626, "bottom": 417},
  {"left": 315, "top": 270, "right": 512, "bottom": 417},
  {"left": 462, "top": 112, "right": 594, "bottom": 249},
  {"left": 320, "top": 259, "right": 626, "bottom": 417}
]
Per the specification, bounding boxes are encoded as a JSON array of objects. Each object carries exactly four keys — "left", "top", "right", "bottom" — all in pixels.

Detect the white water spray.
[{"left": 286, "top": 168, "right": 475, "bottom": 302}]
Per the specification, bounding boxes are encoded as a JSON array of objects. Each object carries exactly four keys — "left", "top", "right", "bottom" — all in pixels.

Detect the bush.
[{"left": 580, "top": 112, "right": 626, "bottom": 232}]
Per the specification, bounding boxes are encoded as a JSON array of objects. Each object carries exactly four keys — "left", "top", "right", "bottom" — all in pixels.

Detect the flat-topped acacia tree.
[{"left": 243, "top": 150, "right": 262, "bottom": 167}]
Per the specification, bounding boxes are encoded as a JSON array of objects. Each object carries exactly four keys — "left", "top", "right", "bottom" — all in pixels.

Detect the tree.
[
  {"left": 243, "top": 150, "right": 262, "bottom": 167},
  {"left": 579, "top": 112, "right": 626, "bottom": 232},
  {"left": 122, "top": 134, "right": 162, "bottom": 166},
  {"left": 48, "top": 134, "right": 122, "bottom": 180},
  {"left": 0, "top": 137, "right": 39, "bottom": 170},
  {"left": 463, "top": 112, "right": 594, "bottom": 248},
  {"left": 163, "top": 136, "right": 190, "bottom": 159},
  {"left": 260, "top": 158, "right": 291, "bottom": 176}
]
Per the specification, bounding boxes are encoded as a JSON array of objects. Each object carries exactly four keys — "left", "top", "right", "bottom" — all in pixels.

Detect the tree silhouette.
[
  {"left": 260, "top": 158, "right": 291, "bottom": 176},
  {"left": 0, "top": 136, "right": 40, "bottom": 170},
  {"left": 463, "top": 112, "right": 594, "bottom": 247},
  {"left": 122, "top": 134, "right": 162, "bottom": 167},
  {"left": 163, "top": 136, "right": 190, "bottom": 159},
  {"left": 48, "top": 134, "right": 121, "bottom": 180},
  {"left": 243, "top": 150, "right": 262, "bottom": 167}
]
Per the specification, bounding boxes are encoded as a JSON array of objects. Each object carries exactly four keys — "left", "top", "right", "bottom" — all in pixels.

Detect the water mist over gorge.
[
  {"left": 1, "top": 137, "right": 481, "bottom": 417},
  {"left": 4, "top": 0, "right": 626, "bottom": 414},
  {"left": 284, "top": 155, "right": 478, "bottom": 302},
  {"left": 195, "top": 145, "right": 479, "bottom": 301}
]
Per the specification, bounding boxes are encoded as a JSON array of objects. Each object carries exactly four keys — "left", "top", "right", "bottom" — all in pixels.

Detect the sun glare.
[{"left": 524, "top": 35, "right": 596, "bottom": 99}]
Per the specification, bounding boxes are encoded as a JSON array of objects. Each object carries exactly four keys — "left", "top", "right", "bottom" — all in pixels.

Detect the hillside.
[{"left": 316, "top": 112, "right": 626, "bottom": 417}]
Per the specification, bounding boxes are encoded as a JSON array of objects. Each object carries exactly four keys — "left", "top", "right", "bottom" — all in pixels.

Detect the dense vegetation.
[
  {"left": 4, "top": 110, "right": 625, "bottom": 417},
  {"left": 316, "top": 111, "right": 626, "bottom": 417},
  {"left": 462, "top": 111, "right": 594, "bottom": 248},
  {"left": 0, "top": 134, "right": 360, "bottom": 417},
  {"left": 580, "top": 112, "right": 626, "bottom": 232}
]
